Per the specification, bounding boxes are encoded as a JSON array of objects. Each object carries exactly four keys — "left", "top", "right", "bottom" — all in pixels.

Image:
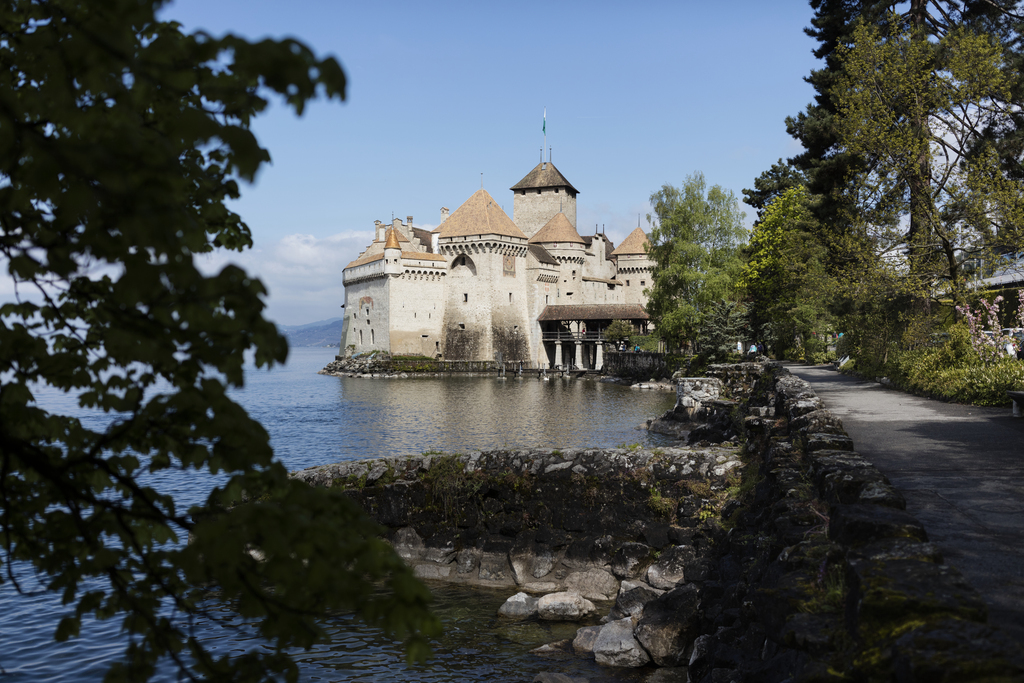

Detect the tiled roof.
[
  {"left": 528, "top": 213, "right": 585, "bottom": 245},
  {"left": 510, "top": 162, "right": 580, "bottom": 194},
  {"left": 433, "top": 189, "right": 527, "bottom": 239},
  {"left": 344, "top": 252, "right": 385, "bottom": 269},
  {"left": 611, "top": 227, "right": 650, "bottom": 256},
  {"left": 537, "top": 304, "right": 649, "bottom": 321},
  {"left": 402, "top": 251, "right": 446, "bottom": 262},
  {"left": 528, "top": 244, "right": 559, "bottom": 265},
  {"left": 384, "top": 227, "right": 401, "bottom": 249}
]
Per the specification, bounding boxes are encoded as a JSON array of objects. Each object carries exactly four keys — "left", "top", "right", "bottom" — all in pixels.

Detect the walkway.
[{"left": 784, "top": 363, "right": 1024, "bottom": 643}]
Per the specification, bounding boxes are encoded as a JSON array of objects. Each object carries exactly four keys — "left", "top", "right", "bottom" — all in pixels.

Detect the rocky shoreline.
[{"left": 293, "top": 360, "right": 1024, "bottom": 682}]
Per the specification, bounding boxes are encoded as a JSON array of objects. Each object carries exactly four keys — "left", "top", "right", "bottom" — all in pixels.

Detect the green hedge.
[{"left": 854, "top": 324, "right": 1024, "bottom": 406}]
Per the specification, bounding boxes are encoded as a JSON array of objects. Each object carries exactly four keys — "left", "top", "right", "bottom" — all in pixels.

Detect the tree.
[
  {"left": 741, "top": 186, "right": 832, "bottom": 357},
  {"left": 645, "top": 172, "right": 747, "bottom": 348},
  {"left": 603, "top": 319, "right": 635, "bottom": 342},
  {"left": 0, "top": 2, "right": 439, "bottom": 681},
  {"left": 834, "top": 11, "right": 1024, "bottom": 310}
]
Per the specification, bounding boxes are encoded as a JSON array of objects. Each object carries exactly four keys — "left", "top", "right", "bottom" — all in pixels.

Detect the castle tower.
[
  {"left": 433, "top": 188, "right": 531, "bottom": 361},
  {"left": 611, "top": 226, "right": 653, "bottom": 306},
  {"left": 510, "top": 161, "right": 579, "bottom": 239}
]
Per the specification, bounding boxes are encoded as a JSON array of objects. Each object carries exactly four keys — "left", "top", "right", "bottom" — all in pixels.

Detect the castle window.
[
  {"left": 359, "top": 330, "right": 363, "bottom": 345},
  {"left": 626, "top": 280, "right": 630, "bottom": 286},
  {"left": 537, "top": 189, "right": 541, "bottom": 194},
  {"left": 555, "top": 188, "right": 559, "bottom": 194},
  {"left": 459, "top": 323, "right": 465, "bottom": 330},
  {"left": 640, "top": 280, "right": 645, "bottom": 287},
  {"left": 463, "top": 293, "right": 468, "bottom": 302},
  {"left": 545, "top": 295, "right": 549, "bottom": 304},
  {"left": 371, "top": 329, "right": 374, "bottom": 344},
  {"left": 509, "top": 293, "right": 512, "bottom": 303}
]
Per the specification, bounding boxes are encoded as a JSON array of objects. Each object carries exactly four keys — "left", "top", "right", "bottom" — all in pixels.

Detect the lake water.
[{"left": 1, "top": 347, "right": 678, "bottom": 682}]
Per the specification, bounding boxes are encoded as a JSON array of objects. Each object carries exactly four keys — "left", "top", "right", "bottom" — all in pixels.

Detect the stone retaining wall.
[
  {"left": 292, "top": 446, "right": 743, "bottom": 598},
  {"left": 604, "top": 351, "right": 668, "bottom": 380}
]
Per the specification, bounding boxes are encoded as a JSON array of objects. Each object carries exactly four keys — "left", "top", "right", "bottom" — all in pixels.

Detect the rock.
[
  {"left": 423, "top": 544, "right": 456, "bottom": 564},
  {"left": 498, "top": 592, "right": 540, "bottom": 619},
  {"left": 413, "top": 564, "right": 452, "bottom": 580},
  {"left": 635, "top": 584, "right": 702, "bottom": 667},
  {"left": 572, "top": 624, "right": 602, "bottom": 657},
  {"left": 608, "top": 583, "right": 662, "bottom": 621},
  {"left": 529, "top": 640, "right": 574, "bottom": 659},
  {"left": 392, "top": 527, "right": 425, "bottom": 561},
  {"left": 593, "top": 617, "right": 650, "bottom": 668},
  {"left": 478, "top": 552, "right": 513, "bottom": 583},
  {"left": 646, "top": 545, "right": 698, "bottom": 589},
  {"left": 565, "top": 568, "right": 619, "bottom": 601},
  {"left": 533, "top": 549, "right": 556, "bottom": 578},
  {"left": 829, "top": 504, "right": 928, "bottom": 547},
  {"left": 537, "top": 591, "right": 598, "bottom": 621},
  {"left": 456, "top": 548, "right": 480, "bottom": 574},
  {"left": 611, "top": 542, "right": 653, "bottom": 579}
]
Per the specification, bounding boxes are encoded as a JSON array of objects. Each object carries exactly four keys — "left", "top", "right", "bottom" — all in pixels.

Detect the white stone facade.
[{"left": 339, "top": 161, "right": 654, "bottom": 368}]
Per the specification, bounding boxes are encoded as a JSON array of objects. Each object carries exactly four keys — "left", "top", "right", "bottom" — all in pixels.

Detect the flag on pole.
[{"left": 543, "top": 108, "right": 546, "bottom": 135}]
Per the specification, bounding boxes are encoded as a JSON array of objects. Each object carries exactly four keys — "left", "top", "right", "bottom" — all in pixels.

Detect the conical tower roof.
[
  {"left": 611, "top": 227, "right": 651, "bottom": 256},
  {"left": 433, "top": 189, "right": 527, "bottom": 239},
  {"left": 384, "top": 227, "right": 401, "bottom": 249},
  {"left": 510, "top": 161, "right": 579, "bottom": 194},
  {"left": 528, "top": 212, "right": 585, "bottom": 245}
]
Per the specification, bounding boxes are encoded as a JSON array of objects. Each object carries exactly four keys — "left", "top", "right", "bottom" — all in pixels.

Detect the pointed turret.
[{"left": 611, "top": 227, "right": 650, "bottom": 256}]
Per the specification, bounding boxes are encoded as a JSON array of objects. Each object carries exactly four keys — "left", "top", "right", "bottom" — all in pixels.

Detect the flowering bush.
[
  {"left": 956, "top": 291, "right": 1024, "bottom": 363},
  {"left": 885, "top": 322, "right": 1024, "bottom": 405}
]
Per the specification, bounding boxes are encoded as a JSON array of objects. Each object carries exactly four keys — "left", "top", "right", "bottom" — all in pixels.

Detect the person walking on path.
[{"left": 785, "top": 362, "right": 1024, "bottom": 644}]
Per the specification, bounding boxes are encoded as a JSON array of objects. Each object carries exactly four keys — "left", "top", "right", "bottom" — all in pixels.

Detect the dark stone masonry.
[{"left": 293, "top": 361, "right": 1024, "bottom": 682}]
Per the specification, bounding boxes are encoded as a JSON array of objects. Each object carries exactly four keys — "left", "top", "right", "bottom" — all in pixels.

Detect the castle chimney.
[
  {"left": 440, "top": 206, "right": 449, "bottom": 223},
  {"left": 407, "top": 215, "right": 413, "bottom": 227}
]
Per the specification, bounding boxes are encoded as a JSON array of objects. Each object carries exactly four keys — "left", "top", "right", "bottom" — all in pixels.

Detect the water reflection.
[{"left": 327, "top": 374, "right": 677, "bottom": 462}]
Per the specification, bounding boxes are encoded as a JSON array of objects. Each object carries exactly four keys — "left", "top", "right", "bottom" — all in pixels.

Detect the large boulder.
[
  {"left": 593, "top": 617, "right": 651, "bottom": 668},
  {"left": 607, "top": 582, "right": 663, "bottom": 621},
  {"left": 610, "top": 542, "right": 653, "bottom": 579},
  {"left": 635, "top": 585, "right": 703, "bottom": 666},
  {"left": 498, "top": 592, "right": 540, "bottom": 619},
  {"left": 572, "top": 624, "right": 602, "bottom": 657},
  {"left": 537, "top": 591, "right": 598, "bottom": 621},
  {"left": 646, "top": 545, "right": 698, "bottom": 589},
  {"left": 564, "top": 568, "right": 619, "bottom": 601}
]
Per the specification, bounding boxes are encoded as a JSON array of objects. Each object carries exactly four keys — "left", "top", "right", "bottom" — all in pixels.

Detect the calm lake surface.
[{"left": 2, "top": 347, "right": 678, "bottom": 682}]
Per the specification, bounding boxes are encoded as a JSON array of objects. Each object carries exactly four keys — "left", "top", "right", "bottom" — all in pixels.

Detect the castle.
[{"left": 338, "top": 160, "right": 654, "bottom": 369}]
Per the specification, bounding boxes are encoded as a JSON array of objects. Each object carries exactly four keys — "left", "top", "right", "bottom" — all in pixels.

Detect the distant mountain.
[
  {"left": 277, "top": 317, "right": 343, "bottom": 332},
  {"left": 279, "top": 318, "right": 345, "bottom": 347}
]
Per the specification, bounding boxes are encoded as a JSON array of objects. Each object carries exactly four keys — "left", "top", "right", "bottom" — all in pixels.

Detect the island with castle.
[{"left": 338, "top": 159, "right": 655, "bottom": 370}]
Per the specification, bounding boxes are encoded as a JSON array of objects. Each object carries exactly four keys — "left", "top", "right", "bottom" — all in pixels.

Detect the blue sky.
[{"left": 4, "top": 1, "right": 824, "bottom": 326}]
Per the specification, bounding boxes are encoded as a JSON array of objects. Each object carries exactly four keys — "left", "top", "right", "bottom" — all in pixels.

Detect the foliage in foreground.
[{"left": 0, "top": 1, "right": 438, "bottom": 680}]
